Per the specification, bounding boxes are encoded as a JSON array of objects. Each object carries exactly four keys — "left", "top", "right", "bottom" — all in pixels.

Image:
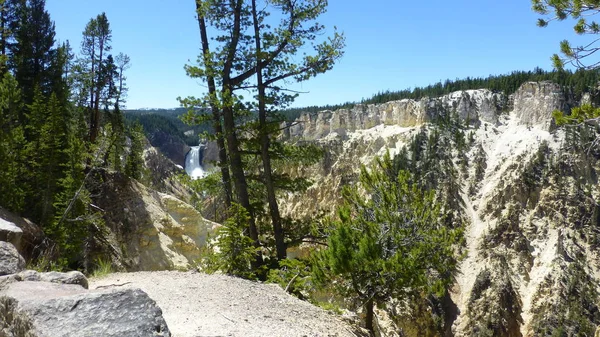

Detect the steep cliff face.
[
  {"left": 288, "top": 89, "right": 505, "bottom": 141},
  {"left": 147, "top": 130, "right": 191, "bottom": 167},
  {"left": 88, "top": 170, "right": 217, "bottom": 271},
  {"left": 284, "top": 82, "right": 600, "bottom": 336}
]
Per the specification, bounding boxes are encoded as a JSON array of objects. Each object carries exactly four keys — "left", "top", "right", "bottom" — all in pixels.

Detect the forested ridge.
[
  {"left": 279, "top": 67, "right": 600, "bottom": 121},
  {"left": 0, "top": 0, "right": 142, "bottom": 271}
]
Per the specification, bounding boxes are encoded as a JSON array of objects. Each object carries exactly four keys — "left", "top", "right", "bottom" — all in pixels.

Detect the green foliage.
[
  {"left": 9, "top": 0, "right": 57, "bottom": 105},
  {"left": 124, "top": 122, "right": 145, "bottom": 180},
  {"left": 531, "top": 261, "right": 600, "bottom": 336},
  {"left": 103, "top": 103, "right": 126, "bottom": 170},
  {"left": 553, "top": 103, "right": 600, "bottom": 126},
  {"left": 394, "top": 124, "right": 467, "bottom": 229},
  {"left": 533, "top": 0, "right": 600, "bottom": 69},
  {"left": 198, "top": 204, "right": 259, "bottom": 279},
  {"left": 315, "top": 153, "right": 463, "bottom": 332},
  {"left": 0, "top": 72, "right": 26, "bottom": 212},
  {"left": 267, "top": 258, "right": 313, "bottom": 299},
  {"left": 91, "top": 257, "right": 113, "bottom": 278}
]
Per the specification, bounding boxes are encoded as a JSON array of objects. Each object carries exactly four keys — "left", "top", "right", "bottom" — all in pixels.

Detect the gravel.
[{"left": 90, "top": 271, "right": 357, "bottom": 337}]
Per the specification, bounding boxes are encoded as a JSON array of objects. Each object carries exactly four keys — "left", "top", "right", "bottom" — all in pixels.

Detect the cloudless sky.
[{"left": 45, "top": 0, "right": 586, "bottom": 109}]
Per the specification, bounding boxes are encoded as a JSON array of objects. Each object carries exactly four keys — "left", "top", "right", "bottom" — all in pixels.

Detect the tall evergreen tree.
[
  {"left": 9, "top": 0, "right": 56, "bottom": 105},
  {"left": 0, "top": 72, "right": 25, "bottom": 212},
  {"left": 187, "top": 0, "right": 344, "bottom": 267},
  {"left": 249, "top": 0, "right": 344, "bottom": 260},
  {"left": 79, "top": 12, "right": 111, "bottom": 142},
  {"left": 315, "top": 154, "right": 463, "bottom": 334}
]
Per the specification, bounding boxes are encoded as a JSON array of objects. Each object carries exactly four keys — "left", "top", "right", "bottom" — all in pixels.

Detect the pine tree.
[
  {"left": 248, "top": 0, "right": 344, "bottom": 261},
  {"left": 79, "top": 12, "right": 111, "bottom": 142},
  {"left": 0, "top": 72, "right": 25, "bottom": 212},
  {"left": 315, "top": 153, "right": 463, "bottom": 334},
  {"left": 125, "top": 122, "right": 144, "bottom": 180},
  {"left": 9, "top": 0, "right": 56, "bottom": 105},
  {"left": 188, "top": 0, "right": 344, "bottom": 268}
]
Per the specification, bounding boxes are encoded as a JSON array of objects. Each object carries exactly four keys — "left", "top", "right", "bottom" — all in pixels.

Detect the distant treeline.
[
  {"left": 124, "top": 108, "right": 211, "bottom": 146},
  {"left": 279, "top": 68, "right": 600, "bottom": 121}
]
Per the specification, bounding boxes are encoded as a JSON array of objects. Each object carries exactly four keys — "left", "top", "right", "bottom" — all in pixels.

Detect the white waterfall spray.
[{"left": 185, "top": 146, "right": 206, "bottom": 179}]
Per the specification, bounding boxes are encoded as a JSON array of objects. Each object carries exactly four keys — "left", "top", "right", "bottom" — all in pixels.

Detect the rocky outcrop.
[
  {"left": 0, "top": 242, "right": 25, "bottom": 276},
  {"left": 201, "top": 141, "right": 219, "bottom": 170},
  {"left": 512, "top": 81, "right": 569, "bottom": 129},
  {"left": 147, "top": 130, "right": 191, "bottom": 167},
  {"left": 88, "top": 170, "right": 217, "bottom": 271},
  {"left": 0, "top": 208, "right": 45, "bottom": 261},
  {"left": 0, "top": 281, "right": 170, "bottom": 337},
  {"left": 143, "top": 145, "right": 189, "bottom": 200},
  {"left": 0, "top": 220, "right": 22, "bottom": 252},
  {"left": 5, "top": 270, "right": 89, "bottom": 289},
  {"left": 281, "top": 81, "right": 600, "bottom": 335},
  {"left": 288, "top": 89, "right": 505, "bottom": 140},
  {"left": 0, "top": 231, "right": 171, "bottom": 336}
]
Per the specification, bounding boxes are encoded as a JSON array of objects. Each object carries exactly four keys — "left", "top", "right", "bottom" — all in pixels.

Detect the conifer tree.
[
  {"left": 315, "top": 153, "right": 463, "bottom": 334},
  {"left": 187, "top": 0, "right": 344, "bottom": 267},
  {"left": 79, "top": 12, "right": 111, "bottom": 142},
  {"left": 9, "top": 0, "right": 56, "bottom": 105},
  {"left": 249, "top": 0, "right": 344, "bottom": 260},
  {"left": 0, "top": 72, "right": 25, "bottom": 211},
  {"left": 125, "top": 122, "right": 145, "bottom": 180}
]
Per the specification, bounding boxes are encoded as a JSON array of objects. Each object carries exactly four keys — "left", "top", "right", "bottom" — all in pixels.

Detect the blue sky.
[{"left": 46, "top": 0, "right": 584, "bottom": 109}]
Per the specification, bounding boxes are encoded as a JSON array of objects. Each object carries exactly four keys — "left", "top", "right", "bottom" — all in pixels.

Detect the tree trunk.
[
  {"left": 365, "top": 297, "right": 375, "bottom": 335},
  {"left": 91, "top": 36, "right": 104, "bottom": 143},
  {"left": 195, "top": 0, "right": 232, "bottom": 207},
  {"left": 89, "top": 36, "right": 96, "bottom": 142},
  {"left": 221, "top": 102, "right": 262, "bottom": 267},
  {"left": 218, "top": 0, "right": 263, "bottom": 270},
  {"left": 251, "top": 0, "right": 286, "bottom": 261}
]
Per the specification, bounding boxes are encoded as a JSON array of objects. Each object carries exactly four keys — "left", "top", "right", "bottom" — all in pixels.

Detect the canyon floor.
[{"left": 90, "top": 271, "right": 357, "bottom": 337}]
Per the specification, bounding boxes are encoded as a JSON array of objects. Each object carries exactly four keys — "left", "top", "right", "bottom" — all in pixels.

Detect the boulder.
[
  {"left": 0, "top": 207, "right": 45, "bottom": 260},
  {"left": 0, "top": 219, "right": 22, "bottom": 250},
  {"left": 0, "top": 281, "right": 170, "bottom": 337},
  {"left": 12, "top": 270, "right": 88, "bottom": 289},
  {"left": 0, "top": 242, "right": 25, "bottom": 276}
]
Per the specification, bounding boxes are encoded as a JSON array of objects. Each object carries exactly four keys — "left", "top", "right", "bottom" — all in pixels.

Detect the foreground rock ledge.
[
  {"left": 91, "top": 271, "right": 358, "bottom": 337},
  {"left": 0, "top": 281, "right": 171, "bottom": 337}
]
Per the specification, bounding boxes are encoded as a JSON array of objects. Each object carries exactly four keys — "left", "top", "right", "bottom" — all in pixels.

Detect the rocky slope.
[
  {"left": 283, "top": 81, "right": 600, "bottom": 336},
  {"left": 86, "top": 169, "right": 217, "bottom": 271}
]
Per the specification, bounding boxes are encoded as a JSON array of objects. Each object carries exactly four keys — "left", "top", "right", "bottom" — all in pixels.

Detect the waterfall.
[{"left": 185, "top": 146, "right": 206, "bottom": 179}]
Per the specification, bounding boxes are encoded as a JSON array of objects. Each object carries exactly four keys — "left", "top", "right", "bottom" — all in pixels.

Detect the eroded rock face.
[
  {"left": 143, "top": 145, "right": 189, "bottom": 199},
  {"left": 0, "top": 242, "right": 25, "bottom": 276},
  {"left": 512, "top": 81, "right": 568, "bottom": 130},
  {"left": 89, "top": 170, "right": 217, "bottom": 271},
  {"left": 282, "top": 81, "right": 599, "bottom": 335},
  {"left": 0, "top": 281, "right": 170, "bottom": 337},
  {"left": 288, "top": 89, "right": 505, "bottom": 140},
  {"left": 147, "top": 130, "right": 191, "bottom": 167}
]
